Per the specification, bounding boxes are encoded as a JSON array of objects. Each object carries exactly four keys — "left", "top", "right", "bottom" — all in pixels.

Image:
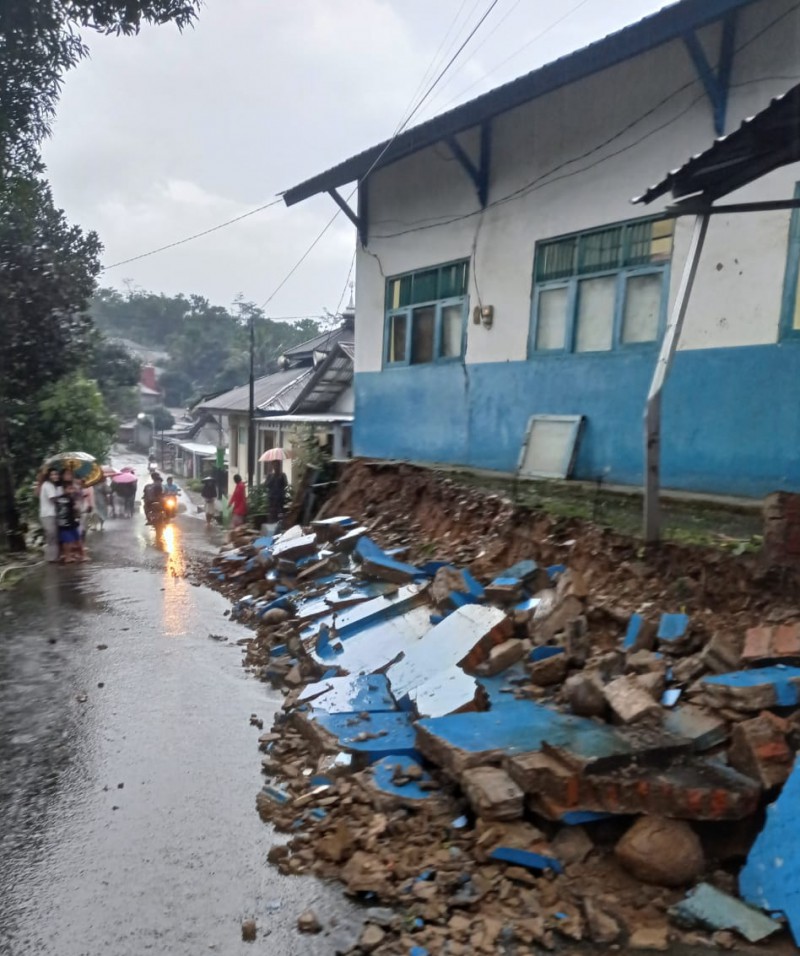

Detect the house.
[
  {"left": 196, "top": 316, "right": 353, "bottom": 491},
  {"left": 283, "top": 0, "right": 800, "bottom": 498},
  {"left": 138, "top": 365, "right": 162, "bottom": 410}
]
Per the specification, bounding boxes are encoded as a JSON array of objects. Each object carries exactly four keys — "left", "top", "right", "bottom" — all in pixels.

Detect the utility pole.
[{"left": 247, "top": 312, "right": 255, "bottom": 490}]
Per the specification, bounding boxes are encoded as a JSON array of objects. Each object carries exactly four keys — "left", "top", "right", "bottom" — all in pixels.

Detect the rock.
[
  {"left": 728, "top": 711, "right": 793, "bottom": 788},
  {"left": 359, "top": 923, "right": 385, "bottom": 951},
  {"left": 700, "top": 630, "right": 743, "bottom": 673},
  {"left": 629, "top": 925, "right": 670, "bottom": 950},
  {"left": 604, "top": 675, "right": 662, "bottom": 723},
  {"left": 529, "top": 652, "right": 567, "bottom": 687},
  {"left": 297, "top": 910, "right": 322, "bottom": 934},
  {"left": 615, "top": 817, "right": 704, "bottom": 887},
  {"left": 637, "top": 670, "right": 666, "bottom": 700},
  {"left": 315, "top": 821, "right": 355, "bottom": 863},
  {"left": 565, "top": 616, "right": 590, "bottom": 666},
  {"left": 263, "top": 608, "right": 290, "bottom": 626},
  {"left": 430, "top": 566, "right": 470, "bottom": 606},
  {"left": 241, "top": 919, "right": 257, "bottom": 941},
  {"left": 461, "top": 766, "right": 524, "bottom": 821},
  {"left": 474, "top": 638, "right": 525, "bottom": 677},
  {"left": 583, "top": 899, "right": 623, "bottom": 944},
  {"left": 626, "top": 649, "right": 666, "bottom": 676},
  {"left": 564, "top": 671, "right": 606, "bottom": 718},
  {"left": 551, "top": 825, "right": 593, "bottom": 864}
]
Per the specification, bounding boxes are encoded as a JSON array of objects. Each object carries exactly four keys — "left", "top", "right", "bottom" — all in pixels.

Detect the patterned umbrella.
[{"left": 43, "top": 451, "right": 104, "bottom": 487}]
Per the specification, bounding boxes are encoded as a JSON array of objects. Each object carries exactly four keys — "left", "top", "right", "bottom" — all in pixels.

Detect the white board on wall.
[{"left": 518, "top": 414, "right": 584, "bottom": 479}]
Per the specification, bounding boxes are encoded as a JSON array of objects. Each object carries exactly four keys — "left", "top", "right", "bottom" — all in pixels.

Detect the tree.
[
  {"left": 149, "top": 405, "right": 175, "bottom": 431},
  {"left": 31, "top": 372, "right": 118, "bottom": 464},
  {"left": 0, "top": 177, "right": 102, "bottom": 548},
  {"left": 0, "top": 2, "right": 201, "bottom": 174},
  {"left": 85, "top": 330, "right": 141, "bottom": 417}
]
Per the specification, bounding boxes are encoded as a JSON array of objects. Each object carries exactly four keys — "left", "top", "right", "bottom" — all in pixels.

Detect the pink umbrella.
[
  {"left": 111, "top": 471, "right": 138, "bottom": 484},
  {"left": 102, "top": 465, "right": 119, "bottom": 477},
  {"left": 259, "top": 447, "right": 294, "bottom": 462}
]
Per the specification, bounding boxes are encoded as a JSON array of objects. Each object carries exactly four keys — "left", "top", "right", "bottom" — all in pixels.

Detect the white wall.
[{"left": 354, "top": 0, "right": 800, "bottom": 371}]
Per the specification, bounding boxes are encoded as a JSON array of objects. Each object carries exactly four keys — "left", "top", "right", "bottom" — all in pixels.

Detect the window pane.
[
  {"left": 535, "top": 287, "right": 568, "bottom": 350},
  {"left": 412, "top": 269, "right": 438, "bottom": 304},
  {"left": 579, "top": 227, "right": 622, "bottom": 274},
  {"left": 537, "top": 238, "right": 576, "bottom": 281},
  {"left": 623, "top": 273, "right": 663, "bottom": 343},
  {"left": 387, "top": 275, "right": 412, "bottom": 309},
  {"left": 575, "top": 276, "right": 616, "bottom": 352},
  {"left": 441, "top": 303, "right": 463, "bottom": 357},
  {"left": 410, "top": 306, "right": 435, "bottom": 364},
  {"left": 440, "top": 262, "right": 468, "bottom": 299},
  {"left": 386, "top": 313, "right": 407, "bottom": 362}
]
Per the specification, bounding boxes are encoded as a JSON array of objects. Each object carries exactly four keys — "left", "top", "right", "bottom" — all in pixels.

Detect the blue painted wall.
[{"left": 354, "top": 343, "right": 800, "bottom": 497}]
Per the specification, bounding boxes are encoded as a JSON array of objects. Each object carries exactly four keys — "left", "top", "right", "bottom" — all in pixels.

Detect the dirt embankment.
[{"left": 321, "top": 461, "right": 797, "bottom": 630}]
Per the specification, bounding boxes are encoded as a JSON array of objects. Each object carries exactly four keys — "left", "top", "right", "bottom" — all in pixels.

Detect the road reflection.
[{"left": 161, "top": 522, "right": 188, "bottom": 637}]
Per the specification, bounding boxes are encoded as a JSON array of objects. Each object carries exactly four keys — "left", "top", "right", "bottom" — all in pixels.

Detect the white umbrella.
[{"left": 259, "top": 447, "right": 294, "bottom": 463}]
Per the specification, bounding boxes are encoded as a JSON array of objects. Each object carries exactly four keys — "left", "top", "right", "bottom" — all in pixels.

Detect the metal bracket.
[
  {"left": 328, "top": 186, "right": 368, "bottom": 246},
  {"left": 683, "top": 11, "right": 737, "bottom": 136},
  {"left": 445, "top": 121, "right": 491, "bottom": 207}
]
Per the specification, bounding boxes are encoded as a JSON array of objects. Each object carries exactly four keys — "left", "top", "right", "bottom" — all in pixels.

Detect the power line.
[
  {"left": 101, "top": 197, "right": 283, "bottom": 271},
  {"left": 424, "top": 0, "right": 594, "bottom": 119},
  {"left": 258, "top": 0, "right": 505, "bottom": 310}
]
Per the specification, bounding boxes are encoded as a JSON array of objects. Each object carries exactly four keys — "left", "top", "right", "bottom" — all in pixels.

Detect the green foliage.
[
  {"left": 0, "top": 1, "right": 201, "bottom": 173},
  {"left": 90, "top": 287, "right": 324, "bottom": 402},
  {"left": 85, "top": 329, "right": 141, "bottom": 417},
  {"left": 31, "top": 372, "right": 117, "bottom": 463},
  {"left": 288, "top": 425, "right": 331, "bottom": 494},
  {"left": 149, "top": 405, "right": 175, "bottom": 431}
]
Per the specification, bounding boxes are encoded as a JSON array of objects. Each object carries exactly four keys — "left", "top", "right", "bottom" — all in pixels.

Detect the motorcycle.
[{"left": 148, "top": 494, "right": 178, "bottom": 531}]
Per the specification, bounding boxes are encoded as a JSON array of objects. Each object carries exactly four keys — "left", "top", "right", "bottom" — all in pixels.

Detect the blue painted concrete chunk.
[
  {"left": 310, "top": 711, "right": 419, "bottom": 761},
  {"left": 740, "top": 759, "right": 800, "bottom": 943},
  {"left": 704, "top": 666, "right": 800, "bottom": 707},
  {"left": 530, "top": 646, "right": 565, "bottom": 663},
  {"left": 369, "top": 755, "right": 438, "bottom": 803},
  {"left": 489, "top": 847, "right": 563, "bottom": 874},
  {"left": 547, "top": 564, "right": 567, "bottom": 580},
  {"left": 461, "top": 569, "right": 485, "bottom": 600},
  {"left": 624, "top": 613, "right": 643, "bottom": 650},
  {"left": 559, "top": 810, "right": 615, "bottom": 825},
  {"left": 658, "top": 613, "right": 690, "bottom": 641},
  {"left": 490, "top": 576, "right": 521, "bottom": 588},
  {"left": 672, "top": 883, "right": 782, "bottom": 943},
  {"left": 661, "top": 688, "right": 682, "bottom": 708},
  {"left": 501, "top": 559, "right": 539, "bottom": 582},
  {"left": 260, "top": 784, "right": 290, "bottom": 805},
  {"left": 311, "top": 674, "right": 397, "bottom": 715}
]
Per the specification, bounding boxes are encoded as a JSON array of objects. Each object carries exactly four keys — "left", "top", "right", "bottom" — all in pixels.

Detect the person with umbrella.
[
  {"left": 266, "top": 462, "right": 288, "bottom": 522},
  {"left": 111, "top": 470, "right": 138, "bottom": 518}
]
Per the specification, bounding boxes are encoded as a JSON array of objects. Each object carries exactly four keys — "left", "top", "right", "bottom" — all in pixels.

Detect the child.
[{"left": 55, "top": 481, "right": 84, "bottom": 563}]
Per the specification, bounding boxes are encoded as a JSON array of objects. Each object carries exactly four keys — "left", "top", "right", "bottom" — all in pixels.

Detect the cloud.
[{"left": 42, "top": 0, "right": 665, "bottom": 313}]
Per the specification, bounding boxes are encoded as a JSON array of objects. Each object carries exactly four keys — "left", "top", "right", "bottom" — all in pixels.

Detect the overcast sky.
[{"left": 42, "top": 0, "right": 666, "bottom": 319}]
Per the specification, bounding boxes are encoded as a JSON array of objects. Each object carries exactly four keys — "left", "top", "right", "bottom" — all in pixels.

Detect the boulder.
[
  {"left": 564, "top": 671, "right": 606, "bottom": 718},
  {"left": 615, "top": 817, "right": 704, "bottom": 887}
]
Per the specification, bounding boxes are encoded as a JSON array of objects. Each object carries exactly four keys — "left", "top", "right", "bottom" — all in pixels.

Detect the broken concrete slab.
[
  {"left": 272, "top": 533, "right": 318, "bottom": 562},
  {"left": 624, "top": 613, "right": 657, "bottom": 652},
  {"left": 663, "top": 705, "right": 729, "bottom": 752},
  {"left": 294, "top": 674, "right": 397, "bottom": 715},
  {"left": 405, "top": 665, "right": 481, "bottom": 719},
  {"left": 701, "top": 630, "right": 743, "bottom": 674},
  {"left": 331, "top": 526, "right": 368, "bottom": 552},
  {"left": 472, "top": 638, "right": 525, "bottom": 678},
  {"left": 416, "top": 700, "right": 631, "bottom": 777},
  {"left": 356, "top": 536, "right": 426, "bottom": 584},
  {"left": 310, "top": 515, "right": 356, "bottom": 541},
  {"left": 364, "top": 755, "right": 442, "bottom": 810},
  {"left": 740, "top": 755, "right": 800, "bottom": 943},
  {"left": 304, "top": 711, "right": 419, "bottom": 763},
  {"left": 484, "top": 576, "right": 524, "bottom": 604},
  {"left": 728, "top": 712, "right": 793, "bottom": 788},
  {"left": 702, "top": 666, "right": 800, "bottom": 712},
  {"left": 670, "top": 883, "right": 783, "bottom": 943},
  {"left": 604, "top": 674, "right": 662, "bottom": 723},
  {"left": 742, "top": 623, "right": 800, "bottom": 666},
  {"left": 461, "top": 766, "right": 524, "bottom": 821},
  {"left": 388, "top": 604, "right": 511, "bottom": 701}
]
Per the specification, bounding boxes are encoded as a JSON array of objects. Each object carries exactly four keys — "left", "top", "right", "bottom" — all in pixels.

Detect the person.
[
  {"left": 164, "top": 475, "right": 180, "bottom": 496},
  {"left": 266, "top": 463, "right": 288, "bottom": 523},
  {"left": 201, "top": 475, "right": 218, "bottom": 526},
  {"left": 55, "top": 480, "right": 83, "bottom": 562},
  {"left": 229, "top": 474, "right": 248, "bottom": 529},
  {"left": 39, "top": 467, "right": 61, "bottom": 562},
  {"left": 143, "top": 473, "right": 163, "bottom": 525}
]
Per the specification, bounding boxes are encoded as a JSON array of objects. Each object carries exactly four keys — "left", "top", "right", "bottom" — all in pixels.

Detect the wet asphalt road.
[{"left": 0, "top": 463, "right": 358, "bottom": 955}]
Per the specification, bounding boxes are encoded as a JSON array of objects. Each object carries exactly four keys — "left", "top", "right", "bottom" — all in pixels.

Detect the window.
[
  {"left": 781, "top": 183, "right": 800, "bottom": 337},
  {"left": 531, "top": 218, "right": 674, "bottom": 355},
  {"left": 384, "top": 260, "right": 468, "bottom": 366}
]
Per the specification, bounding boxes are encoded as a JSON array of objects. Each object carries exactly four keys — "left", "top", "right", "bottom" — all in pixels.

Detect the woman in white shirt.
[{"left": 39, "top": 467, "right": 61, "bottom": 562}]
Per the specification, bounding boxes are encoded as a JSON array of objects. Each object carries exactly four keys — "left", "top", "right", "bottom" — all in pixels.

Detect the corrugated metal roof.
[
  {"left": 282, "top": 0, "right": 760, "bottom": 206},
  {"left": 634, "top": 82, "right": 800, "bottom": 205},
  {"left": 282, "top": 322, "right": 354, "bottom": 357},
  {"left": 196, "top": 367, "right": 307, "bottom": 414},
  {"left": 292, "top": 344, "right": 354, "bottom": 414},
  {"left": 258, "top": 368, "right": 314, "bottom": 414}
]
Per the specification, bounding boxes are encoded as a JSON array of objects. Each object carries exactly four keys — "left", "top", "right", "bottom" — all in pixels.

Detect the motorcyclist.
[
  {"left": 143, "top": 472, "right": 164, "bottom": 525},
  {"left": 164, "top": 475, "right": 180, "bottom": 496}
]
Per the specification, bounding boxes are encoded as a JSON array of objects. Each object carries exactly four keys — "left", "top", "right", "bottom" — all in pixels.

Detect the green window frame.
[
  {"left": 530, "top": 217, "right": 674, "bottom": 356},
  {"left": 780, "top": 183, "right": 800, "bottom": 339},
  {"left": 384, "top": 260, "right": 469, "bottom": 367}
]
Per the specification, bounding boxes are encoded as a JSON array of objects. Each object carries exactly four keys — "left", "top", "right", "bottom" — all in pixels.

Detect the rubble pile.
[{"left": 205, "top": 464, "right": 800, "bottom": 954}]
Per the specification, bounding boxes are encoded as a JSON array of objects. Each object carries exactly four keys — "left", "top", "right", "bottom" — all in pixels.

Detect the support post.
[
  {"left": 644, "top": 213, "right": 709, "bottom": 544},
  {"left": 445, "top": 121, "right": 491, "bottom": 208},
  {"left": 247, "top": 313, "right": 255, "bottom": 491},
  {"left": 683, "top": 11, "right": 737, "bottom": 135}
]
